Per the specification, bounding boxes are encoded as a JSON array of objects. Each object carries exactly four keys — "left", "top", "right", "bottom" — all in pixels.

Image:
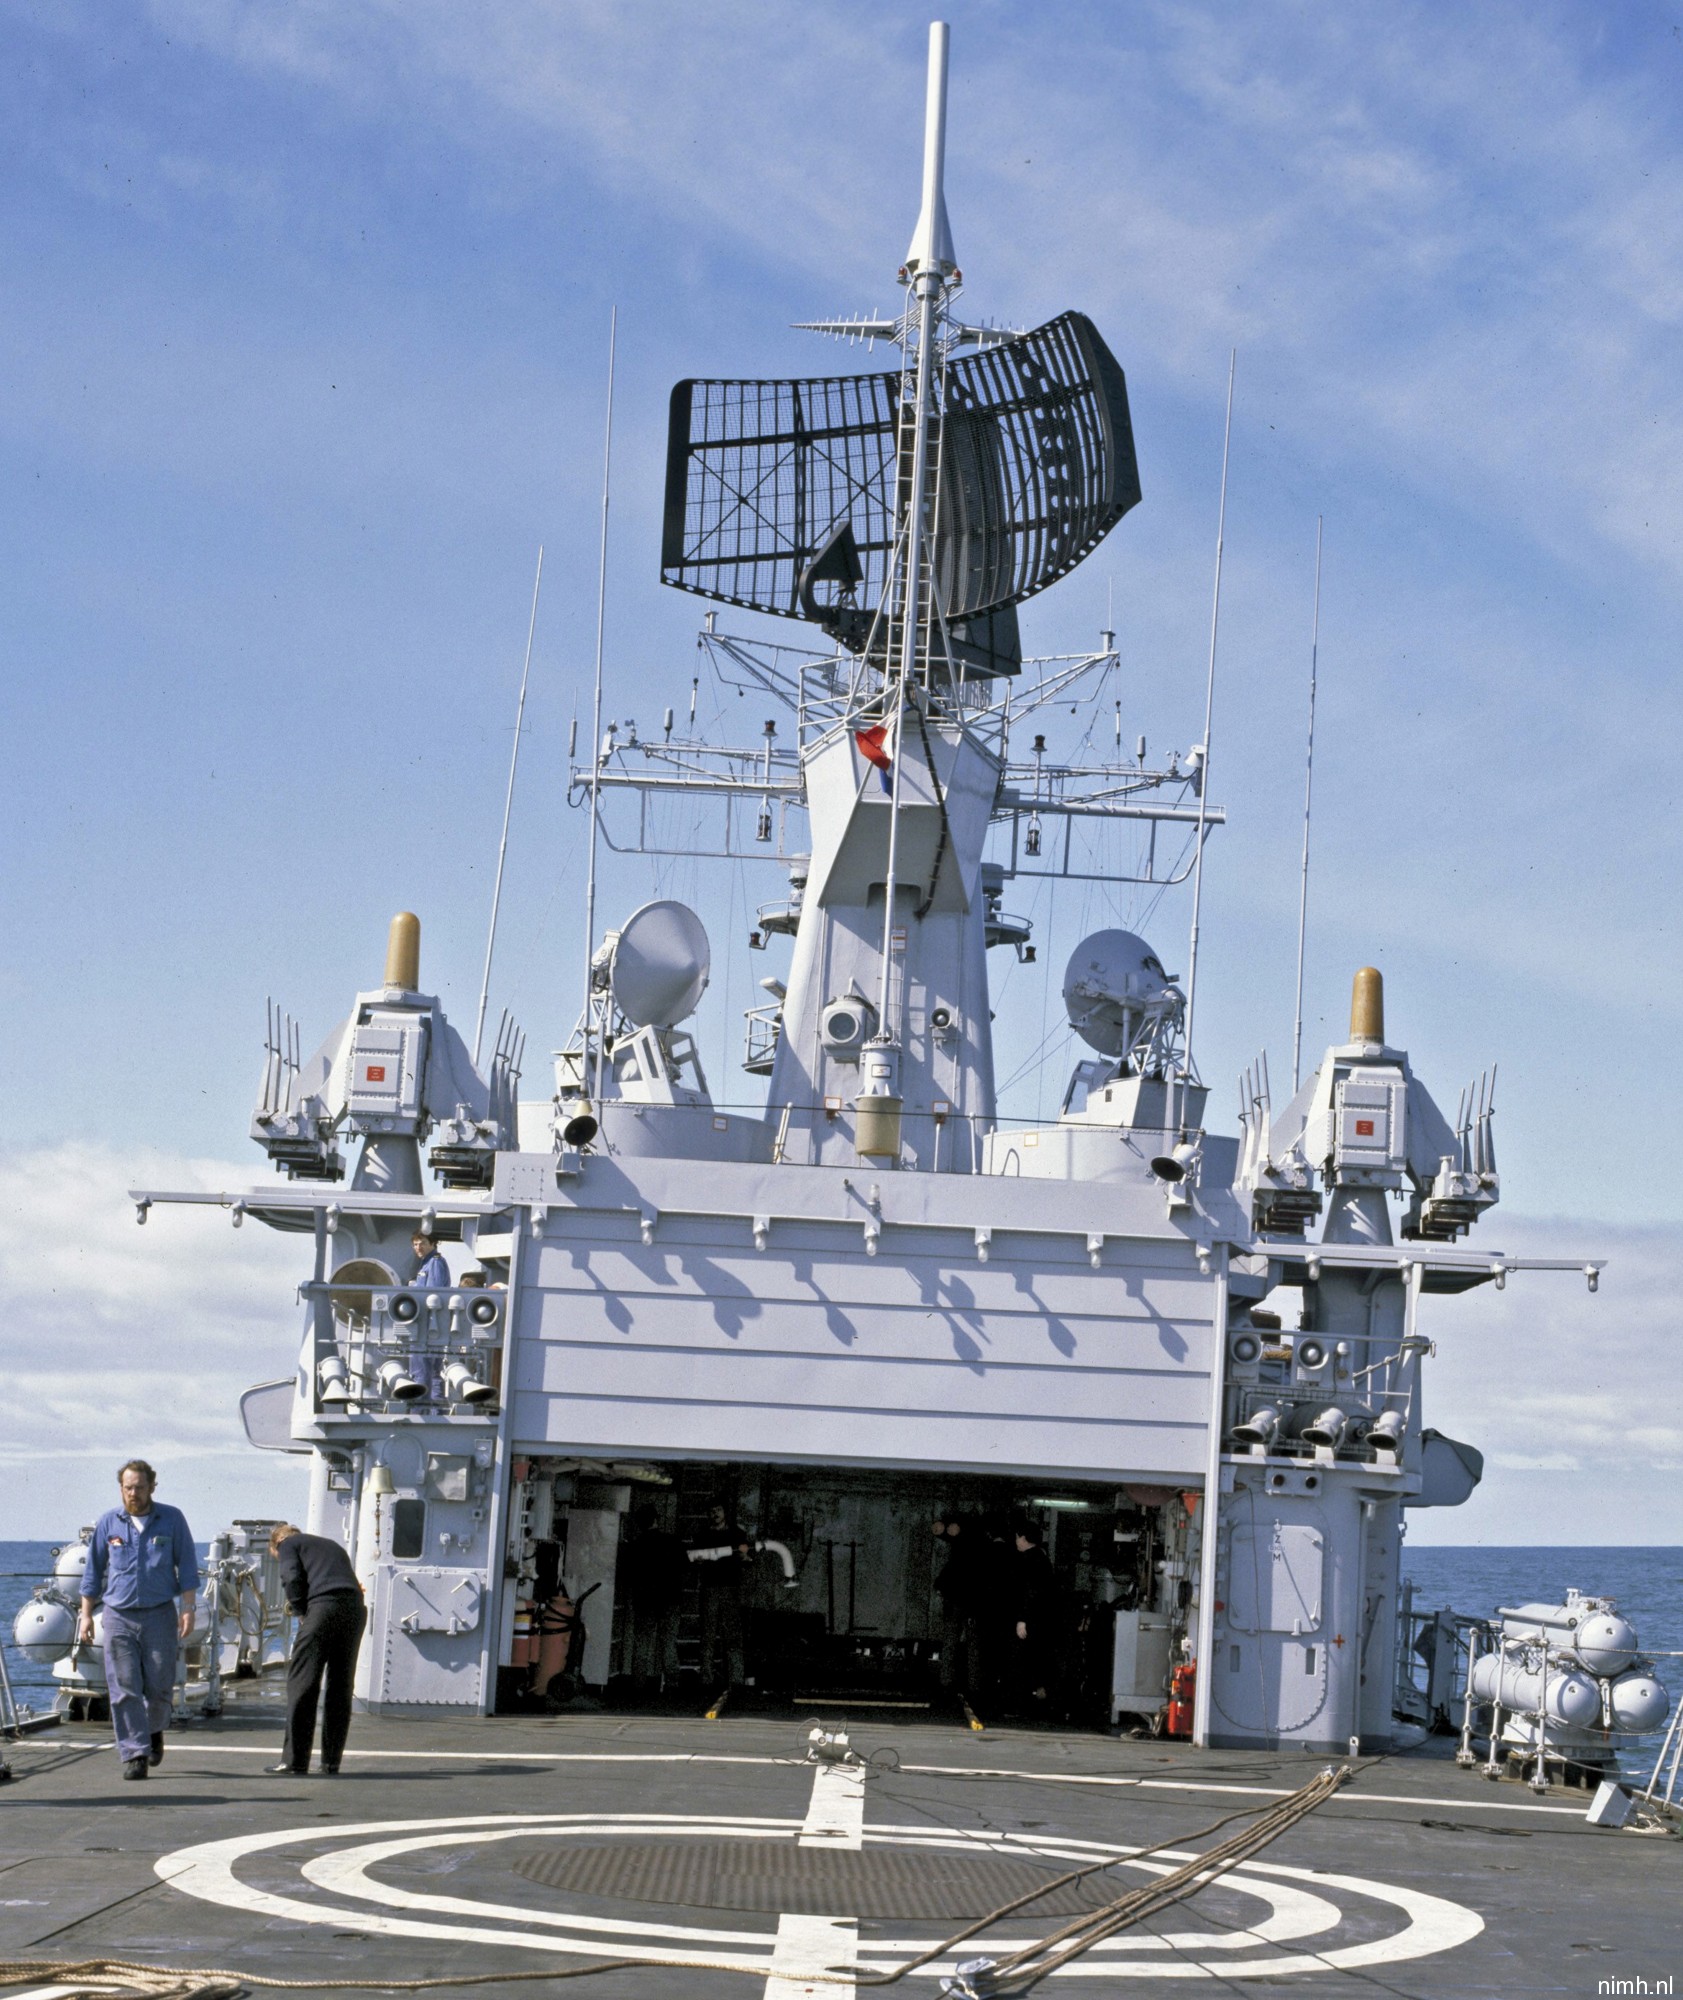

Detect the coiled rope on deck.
[
  {"left": 886, "top": 1760, "right": 1354, "bottom": 1994},
  {"left": 0, "top": 1764, "right": 1353, "bottom": 1998},
  {"left": 0, "top": 1962, "right": 638, "bottom": 1997}
]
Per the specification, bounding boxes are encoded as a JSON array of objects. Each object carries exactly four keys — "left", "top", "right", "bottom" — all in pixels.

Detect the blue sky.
[{"left": 2, "top": 1, "right": 1679, "bottom": 1542}]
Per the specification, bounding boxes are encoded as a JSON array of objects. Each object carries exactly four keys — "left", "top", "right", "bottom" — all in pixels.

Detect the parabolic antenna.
[
  {"left": 1063, "top": 929, "right": 1179, "bottom": 1059},
  {"left": 610, "top": 900, "right": 711, "bottom": 1029},
  {"left": 329, "top": 1257, "right": 400, "bottom": 1330}
]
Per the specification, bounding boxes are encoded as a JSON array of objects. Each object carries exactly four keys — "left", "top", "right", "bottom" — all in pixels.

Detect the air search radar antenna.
[
  {"left": 658, "top": 87, "right": 1140, "bottom": 685},
  {"left": 657, "top": 22, "right": 1143, "bottom": 1148}
]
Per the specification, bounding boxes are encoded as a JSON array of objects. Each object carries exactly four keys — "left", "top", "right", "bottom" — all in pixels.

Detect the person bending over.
[{"left": 267, "top": 1523, "right": 366, "bottom": 1777}]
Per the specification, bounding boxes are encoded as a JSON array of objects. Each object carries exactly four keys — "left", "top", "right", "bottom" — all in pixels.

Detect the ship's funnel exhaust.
[
  {"left": 1350, "top": 965, "right": 1383, "bottom": 1044},
  {"left": 386, "top": 912, "right": 421, "bottom": 992}
]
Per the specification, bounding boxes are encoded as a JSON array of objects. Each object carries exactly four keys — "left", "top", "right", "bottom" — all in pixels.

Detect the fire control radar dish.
[
  {"left": 1063, "top": 929, "right": 1180, "bottom": 1059},
  {"left": 610, "top": 901, "right": 712, "bottom": 1029}
]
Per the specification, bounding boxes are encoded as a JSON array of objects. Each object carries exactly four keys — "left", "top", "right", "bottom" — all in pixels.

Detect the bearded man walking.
[{"left": 78, "top": 1460, "right": 199, "bottom": 1780}]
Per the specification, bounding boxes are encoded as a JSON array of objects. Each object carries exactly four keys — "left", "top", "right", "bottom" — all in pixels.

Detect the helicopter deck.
[{"left": 1, "top": 1696, "right": 1676, "bottom": 1997}]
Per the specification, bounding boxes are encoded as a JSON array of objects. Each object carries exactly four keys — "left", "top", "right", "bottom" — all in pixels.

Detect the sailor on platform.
[
  {"left": 408, "top": 1229, "right": 451, "bottom": 1398},
  {"left": 77, "top": 1459, "right": 199, "bottom": 1780}
]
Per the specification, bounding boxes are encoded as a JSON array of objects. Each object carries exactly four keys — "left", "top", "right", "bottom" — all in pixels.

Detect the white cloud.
[
  {"left": 1408, "top": 1212, "right": 1683, "bottom": 1544},
  {"left": 0, "top": 1142, "right": 310, "bottom": 1537}
]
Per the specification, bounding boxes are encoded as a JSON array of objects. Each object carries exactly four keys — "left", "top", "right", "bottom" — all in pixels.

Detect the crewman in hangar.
[
  {"left": 692, "top": 1501, "right": 751, "bottom": 1692},
  {"left": 623, "top": 1505, "right": 688, "bottom": 1693},
  {"left": 931, "top": 1513, "right": 984, "bottom": 1702},
  {"left": 1006, "top": 1519, "right": 1058, "bottom": 1713}
]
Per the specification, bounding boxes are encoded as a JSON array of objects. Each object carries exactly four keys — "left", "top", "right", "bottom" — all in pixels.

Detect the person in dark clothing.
[
  {"left": 622, "top": 1506, "right": 689, "bottom": 1689},
  {"left": 931, "top": 1516, "right": 983, "bottom": 1697},
  {"left": 967, "top": 1511, "right": 1017, "bottom": 1706},
  {"left": 266, "top": 1524, "right": 366, "bottom": 1776},
  {"left": 692, "top": 1503, "right": 749, "bottom": 1690},
  {"left": 1006, "top": 1519, "right": 1058, "bottom": 1709}
]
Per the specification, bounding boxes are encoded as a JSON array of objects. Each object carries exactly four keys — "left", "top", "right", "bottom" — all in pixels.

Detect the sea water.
[
  {"left": 3, "top": 1536, "right": 1678, "bottom": 1728},
  {"left": 1402, "top": 1544, "right": 1683, "bottom": 1666}
]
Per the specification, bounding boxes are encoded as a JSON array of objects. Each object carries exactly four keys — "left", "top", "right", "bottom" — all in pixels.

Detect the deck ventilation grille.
[{"left": 511, "top": 1837, "right": 1125, "bottom": 1920}]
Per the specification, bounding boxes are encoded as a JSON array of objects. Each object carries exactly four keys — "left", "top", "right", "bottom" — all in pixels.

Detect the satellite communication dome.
[
  {"left": 1062, "top": 929, "right": 1178, "bottom": 1058},
  {"left": 611, "top": 900, "right": 711, "bottom": 1029}
]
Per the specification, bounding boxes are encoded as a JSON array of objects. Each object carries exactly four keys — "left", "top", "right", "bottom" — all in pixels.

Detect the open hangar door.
[{"left": 500, "top": 1456, "right": 1200, "bottom": 1731}]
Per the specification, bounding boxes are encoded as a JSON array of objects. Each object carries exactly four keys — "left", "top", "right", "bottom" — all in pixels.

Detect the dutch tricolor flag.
[{"left": 855, "top": 717, "right": 895, "bottom": 794}]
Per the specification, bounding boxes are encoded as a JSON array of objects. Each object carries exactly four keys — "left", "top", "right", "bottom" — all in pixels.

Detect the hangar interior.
[{"left": 501, "top": 1456, "right": 1199, "bottom": 1730}]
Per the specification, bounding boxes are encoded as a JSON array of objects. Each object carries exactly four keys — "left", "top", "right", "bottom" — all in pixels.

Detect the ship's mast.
[{"left": 865, "top": 20, "right": 958, "bottom": 1125}]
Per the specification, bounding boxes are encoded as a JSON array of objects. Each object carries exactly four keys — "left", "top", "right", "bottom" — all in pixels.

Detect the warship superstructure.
[{"left": 121, "top": 25, "right": 1620, "bottom": 1764}]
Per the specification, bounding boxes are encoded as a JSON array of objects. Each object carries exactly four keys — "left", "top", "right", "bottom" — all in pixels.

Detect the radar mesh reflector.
[{"left": 660, "top": 311, "right": 1139, "bottom": 671}]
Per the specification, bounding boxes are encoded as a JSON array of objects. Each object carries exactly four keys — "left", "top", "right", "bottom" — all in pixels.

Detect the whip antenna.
[
  {"left": 474, "top": 545, "right": 544, "bottom": 1064},
  {"left": 582, "top": 308, "right": 617, "bottom": 1105},
  {"left": 1291, "top": 517, "right": 1323, "bottom": 1092},
  {"left": 1178, "top": 348, "right": 1236, "bottom": 1126}
]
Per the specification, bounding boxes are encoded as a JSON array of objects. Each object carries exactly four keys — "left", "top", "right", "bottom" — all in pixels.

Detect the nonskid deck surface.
[{"left": 0, "top": 1702, "right": 1674, "bottom": 1998}]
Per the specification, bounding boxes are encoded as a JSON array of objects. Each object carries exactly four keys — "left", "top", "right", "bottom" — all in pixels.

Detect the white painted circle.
[{"left": 158, "top": 1805, "right": 1483, "bottom": 1980}]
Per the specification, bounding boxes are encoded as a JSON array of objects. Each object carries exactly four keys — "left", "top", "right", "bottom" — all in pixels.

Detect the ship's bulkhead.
[{"left": 499, "top": 1456, "right": 1199, "bottom": 1728}]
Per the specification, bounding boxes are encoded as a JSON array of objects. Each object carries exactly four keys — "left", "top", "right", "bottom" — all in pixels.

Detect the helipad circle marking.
[
  {"left": 299, "top": 1819, "right": 1344, "bottom": 1953},
  {"left": 158, "top": 1805, "right": 1482, "bottom": 1979}
]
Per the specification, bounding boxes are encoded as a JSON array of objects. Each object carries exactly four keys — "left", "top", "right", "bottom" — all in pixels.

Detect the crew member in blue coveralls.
[
  {"left": 408, "top": 1229, "right": 451, "bottom": 1398},
  {"left": 410, "top": 1228, "right": 450, "bottom": 1290},
  {"left": 77, "top": 1459, "right": 200, "bottom": 1780}
]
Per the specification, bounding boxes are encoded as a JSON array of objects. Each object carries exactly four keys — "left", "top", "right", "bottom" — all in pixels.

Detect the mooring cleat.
[{"left": 941, "top": 1958, "right": 1002, "bottom": 1998}]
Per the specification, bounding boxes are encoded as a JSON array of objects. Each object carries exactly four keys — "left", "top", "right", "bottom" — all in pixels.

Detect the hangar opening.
[{"left": 500, "top": 1456, "right": 1200, "bottom": 1731}]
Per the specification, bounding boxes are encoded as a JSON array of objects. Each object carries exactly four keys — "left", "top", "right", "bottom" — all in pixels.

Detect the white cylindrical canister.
[
  {"left": 1470, "top": 1652, "right": 1602, "bottom": 1728},
  {"left": 1608, "top": 1671, "right": 1670, "bottom": 1734},
  {"left": 12, "top": 1596, "right": 77, "bottom": 1664},
  {"left": 1571, "top": 1612, "right": 1639, "bottom": 1678}
]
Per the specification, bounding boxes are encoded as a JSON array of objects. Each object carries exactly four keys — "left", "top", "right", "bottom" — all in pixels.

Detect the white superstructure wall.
[{"left": 503, "top": 1152, "right": 1222, "bottom": 1480}]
